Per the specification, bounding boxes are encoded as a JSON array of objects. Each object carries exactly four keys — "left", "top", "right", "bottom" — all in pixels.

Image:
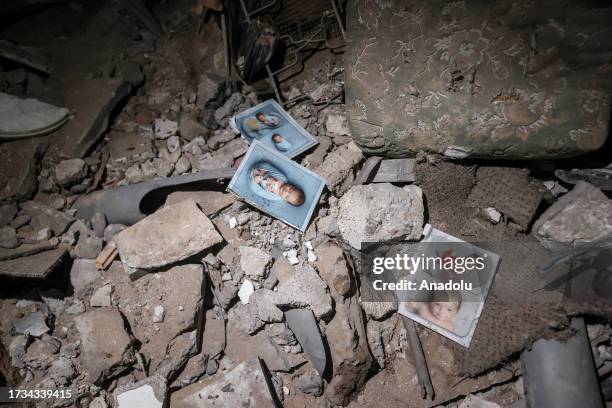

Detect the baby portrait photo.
[
  {"left": 231, "top": 99, "right": 318, "bottom": 159},
  {"left": 397, "top": 226, "right": 501, "bottom": 347},
  {"left": 227, "top": 141, "right": 325, "bottom": 231}
]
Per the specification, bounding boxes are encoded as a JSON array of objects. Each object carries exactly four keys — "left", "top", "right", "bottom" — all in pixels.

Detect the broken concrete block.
[
  {"left": 156, "top": 331, "right": 199, "bottom": 380},
  {"left": 104, "top": 224, "right": 126, "bottom": 243},
  {"left": 295, "top": 370, "right": 323, "bottom": 396},
  {"left": 338, "top": 183, "right": 424, "bottom": 250},
  {"left": 91, "top": 212, "right": 107, "bottom": 238},
  {"left": 70, "top": 259, "right": 100, "bottom": 295},
  {"left": 0, "top": 247, "right": 67, "bottom": 279},
  {"left": 21, "top": 201, "right": 75, "bottom": 236},
  {"left": 171, "top": 358, "right": 277, "bottom": 408},
  {"left": 73, "top": 235, "right": 103, "bottom": 259},
  {"left": 326, "top": 113, "right": 350, "bottom": 136},
  {"left": 0, "top": 203, "right": 17, "bottom": 227},
  {"left": 239, "top": 246, "right": 271, "bottom": 280},
  {"left": 315, "top": 242, "right": 353, "bottom": 298},
  {"left": 275, "top": 264, "right": 333, "bottom": 320},
  {"left": 90, "top": 284, "right": 112, "bottom": 307},
  {"left": 113, "top": 264, "right": 205, "bottom": 372},
  {"left": 114, "top": 199, "right": 222, "bottom": 273},
  {"left": 165, "top": 191, "right": 235, "bottom": 216},
  {"left": 202, "top": 312, "right": 225, "bottom": 359},
  {"left": 229, "top": 289, "right": 284, "bottom": 334},
  {"left": 13, "top": 311, "right": 49, "bottom": 337},
  {"left": 316, "top": 144, "right": 363, "bottom": 195},
  {"left": 74, "top": 308, "right": 134, "bottom": 383},
  {"left": 533, "top": 181, "right": 612, "bottom": 250},
  {"left": 153, "top": 118, "right": 178, "bottom": 140},
  {"left": 179, "top": 116, "right": 209, "bottom": 141},
  {"left": 0, "top": 226, "right": 19, "bottom": 249},
  {"left": 115, "top": 375, "right": 167, "bottom": 408},
  {"left": 54, "top": 158, "right": 87, "bottom": 187}
]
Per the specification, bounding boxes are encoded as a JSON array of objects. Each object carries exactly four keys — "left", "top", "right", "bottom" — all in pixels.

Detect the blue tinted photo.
[
  {"left": 232, "top": 99, "right": 317, "bottom": 158},
  {"left": 228, "top": 141, "right": 325, "bottom": 231}
]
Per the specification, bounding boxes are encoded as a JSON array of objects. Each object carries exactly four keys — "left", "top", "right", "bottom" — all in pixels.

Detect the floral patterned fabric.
[{"left": 345, "top": 0, "right": 612, "bottom": 159}]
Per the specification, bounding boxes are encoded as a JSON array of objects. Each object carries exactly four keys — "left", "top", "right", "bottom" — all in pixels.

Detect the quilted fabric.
[{"left": 345, "top": 0, "right": 612, "bottom": 159}]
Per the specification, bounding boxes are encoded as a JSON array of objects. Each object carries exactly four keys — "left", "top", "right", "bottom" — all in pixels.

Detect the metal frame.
[{"left": 235, "top": 0, "right": 346, "bottom": 106}]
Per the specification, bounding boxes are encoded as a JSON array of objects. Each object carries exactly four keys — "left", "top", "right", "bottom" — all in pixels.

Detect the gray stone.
[
  {"left": 207, "top": 128, "right": 236, "bottom": 149},
  {"left": 21, "top": 201, "right": 75, "bottom": 236},
  {"left": 115, "top": 375, "right": 167, "bottom": 408},
  {"left": 91, "top": 212, "right": 107, "bottom": 238},
  {"left": 47, "top": 357, "right": 77, "bottom": 386},
  {"left": 337, "top": 183, "right": 424, "bottom": 250},
  {"left": 295, "top": 370, "right": 323, "bottom": 396},
  {"left": 173, "top": 155, "right": 191, "bottom": 175},
  {"left": 74, "top": 308, "right": 133, "bottom": 383},
  {"left": 13, "top": 312, "right": 49, "bottom": 337},
  {"left": 156, "top": 331, "right": 198, "bottom": 380},
  {"left": 0, "top": 226, "right": 19, "bottom": 249},
  {"left": 275, "top": 264, "right": 333, "bottom": 320},
  {"left": 315, "top": 144, "right": 363, "bottom": 195},
  {"left": 74, "top": 235, "right": 103, "bottom": 259},
  {"left": 239, "top": 246, "right": 271, "bottom": 281},
  {"left": 217, "top": 282, "right": 239, "bottom": 309},
  {"left": 317, "top": 214, "right": 340, "bottom": 238},
  {"left": 171, "top": 358, "right": 277, "bottom": 408},
  {"left": 179, "top": 117, "right": 208, "bottom": 141},
  {"left": 326, "top": 113, "right": 350, "bottom": 136},
  {"left": 70, "top": 259, "right": 100, "bottom": 295},
  {"left": 196, "top": 72, "right": 223, "bottom": 108},
  {"left": 10, "top": 214, "right": 30, "bottom": 229},
  {"left": 55, "top": 158, "right": 87, "bottom": 187},
  {"left": 153, "top": 118, "right": 178, "bottom": 140},
  {"left": 0, "top": 203, "right": 17, "bottom": 227},
  {"left": 214, "top": 92, "right": 243, "bottom": 122},
  {"left": 114, "top": 199, "right": 223, "bottom": 273},
  {"left": 229, "top": 289, "right": 284, "bottom": 334},
  {"left": 533, "top": 181, "right": 612, "bottom": 251},
  {"left": 91, "top": 284, "right": 113, "bottom": 307},
  {"left": 104, "top": 224, "right": 126, "bottom": 243}
]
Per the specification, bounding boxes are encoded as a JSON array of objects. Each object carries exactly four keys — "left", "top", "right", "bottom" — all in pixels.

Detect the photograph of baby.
[
  {"left": 227, "top": 141, "right": 325, "bottom": 231},
  {"left": 397, "top": 225, "right": 500, "bottom": 347},
  {"left": 231, "top": 99, "right": 318, "bottom": 158}
]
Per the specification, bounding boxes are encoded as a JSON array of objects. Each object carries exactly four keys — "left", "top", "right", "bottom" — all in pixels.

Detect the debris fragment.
[
  {"left": 239, "top": 246, "right": 271, "bottom": 280},
  {"left": 115, "top": 375, "right": 167, "bottom": 408},
  {"left": 113, "top": 199, "right": 222, "bottom": 275},
  {"left": 238, "top": 279, "right": 255, "bottom": 304},
  {"left": 337, "top": 183, "right": 424, "bottom": 250},
  {"left": 533, "top": 181, "right": 612, "bottom": 250}
]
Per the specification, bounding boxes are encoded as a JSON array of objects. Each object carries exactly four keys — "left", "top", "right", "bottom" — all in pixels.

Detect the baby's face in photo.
[
  {"left": 279, "top": 184, "right": 304, "bottom": 206},
  {"left": 256, "top": 113, "right": 266, "bottom": 122},
  {"left": 273, "top": 134, "right": 283, "bottom": 143},
  {"left": 429, "top": 301, "right": 460, "bottom": 321}
]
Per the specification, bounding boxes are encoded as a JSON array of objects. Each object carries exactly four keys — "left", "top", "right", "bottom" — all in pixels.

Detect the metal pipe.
[{"left": 521, "top": 317, "right": 604, "bottom": 408}]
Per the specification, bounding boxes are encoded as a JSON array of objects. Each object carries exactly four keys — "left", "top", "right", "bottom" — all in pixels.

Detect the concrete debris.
[
  {"left": 326, "top": 113, "right": 350, "bottom": 136},
  {"left": 91, "top": 284, "right": 113, "bottom": 307},
  {"left": 295, "top": 370, "right": 323, "bottom": 396},
  {"left": 229, "top": 289, "right": 284, "bottom": 334},
  {"left": 0, "top": 247, "right": 67, "bottom": 278},
  {"left": 70, "top": 259, "right": 101, "bottom": 295},
  {"left": 275, "top": 264, "right": 333, "bottom": 320},
  {"left": 0, "top": 226, "right": 19, "bottom": 249},
  {"left": 73, "top": 235, "right": 103, "bottom": 259},
  {"left": 458, "top": 395, "right": 502, "bottom": 408},
  {"left": 238, "top": 279, "right": 255, "bottom": 304},
  {"left": 338, "top": 183, "right": 424, "bottom": 250},
  {"left": 91, "top": 212, "right": 107, "bottom": 238},
  {"left": 179, "top": 116, "right": 209, "bottom": 141},
  {"left": 316, "top": 143, "right": 363, "bottom": 195},
  {"left": 153, "top": 305, "right": 166, "bottom": 323},
  {"left": 533, "top": 181, "right": 612, "bottom": 250},
  {"left": 202, "top": 311, "right": 225, "bottom": 359},
  {"left": 0, "top": 203, "right": 18, "bottom": 227},
  {"left": 13, "top": 311, "right": 50, "bottom": 337},
  {"left": 54, "top": 158, "right": 87, "bottom": 187},
  {"left": 484, "top": 207, "right": 503, "bottom": 224},
  {"left": 104, "top": 224, "right": 126, "bottom": 243},
  {"left": 239, "top": 246, "right": 271, "bottom": 280},
  {"left": 156, "top": 330, "right": 199, "bottom": 380},
  {"left": 153, "top": 118, "right": 178, "bottom": 139},
  {"left": 21, "top": 201, "right": 75, "bottom": 236},
  {"left": 115, "top": 375, "right": 167, "bottom": 408},
  {"left": 114, "top": 199, "right": 222, "bottom": 274},
  {"left": 315, "top": 242, "right": 353, "bottom": 298},
  {"left": 361, "top": 301, "right": 398, "bottom": 321},
  {"left": 74, "top": 308, "right": 134, "bottom": 383},
  {"left": 171, "top": 358, "right": 278, "bottom": 408}
]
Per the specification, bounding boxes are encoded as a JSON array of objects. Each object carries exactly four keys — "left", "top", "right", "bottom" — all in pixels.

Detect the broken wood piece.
[
  {"left": 353, "top": 156, "right": 382, "bottom": 185},
  {"left": 401, "top": 315, "right": 434, "bottom": 400},
  {"left": 0, "top": 40, "right": 51, "bottom": 74},
  {"left": 96, "top": 241, "right": 118, "bottom": 270}
]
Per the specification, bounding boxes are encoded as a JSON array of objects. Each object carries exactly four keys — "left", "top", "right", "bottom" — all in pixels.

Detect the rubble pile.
[{"left": 0, "top": 2, "right": 611, "bottom": 408}]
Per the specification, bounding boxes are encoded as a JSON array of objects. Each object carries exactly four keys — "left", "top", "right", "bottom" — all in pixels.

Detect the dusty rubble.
[{"left": 0, "top": 1, "right": 611, "bottom": 408}]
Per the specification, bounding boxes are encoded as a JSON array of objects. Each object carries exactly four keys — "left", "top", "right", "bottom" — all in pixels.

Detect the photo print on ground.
[
  {"left": 227, "top": 140, "right": 325, "bottom": 231},
  {"left": 231, "top": 99, "right": 318, "bottom": 159}
]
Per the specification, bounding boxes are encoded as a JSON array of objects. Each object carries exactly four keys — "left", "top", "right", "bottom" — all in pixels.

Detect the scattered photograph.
[
  {"left": 397, "top": 225, "right": 501, "bottom": 347},
  {"left": 231, "top": 99, "right": 318, "bottom": 158},
  {"left": 227, "top": 140, "right": 325, "bottom": 231}
]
